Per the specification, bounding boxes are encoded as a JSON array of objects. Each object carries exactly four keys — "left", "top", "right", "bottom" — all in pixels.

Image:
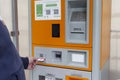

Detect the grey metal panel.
[
  {"left": 11, "top": 0, "right": 19, "bottom": 50},
  {"left": 92, "top": 0, "right": 102, "bottom": 80},
  {"left": 33, "top": 65, "right": 92, "bottom": 80},
  {"left": 101, "top": 59, "right": 110, "bottom": 80},
  {"left": 34, "top": 46, "right": 89, "bottom": 68},
  {"left": 28, "top": 0, "right": 32, "bottom": 61},
  {"left": 28, "top": 0, "right": 33, "bottom": 80},
  {"left": 65, "top": 0, "right": 89, "bottom": 44}
]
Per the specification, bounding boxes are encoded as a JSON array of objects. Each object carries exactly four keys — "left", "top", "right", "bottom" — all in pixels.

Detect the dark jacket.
[{"left": 0, "top": 20, "right": 29, "bottom": 80}]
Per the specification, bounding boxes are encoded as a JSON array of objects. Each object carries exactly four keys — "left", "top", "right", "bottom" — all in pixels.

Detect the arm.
[
  {"left": 21, "top": 57, "right": 29, "bottom": 69},
  {"left": 21, "top": 57, "right": 37, "bottom": 70}
]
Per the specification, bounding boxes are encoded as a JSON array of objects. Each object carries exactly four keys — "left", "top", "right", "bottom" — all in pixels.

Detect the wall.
[
  {"left": 0, "top": 0, "right": 13, "bottom": 40},
  {"left": 110, "top": 0, "right": 120, "bottom": 80},
  {"left": 17, "top": 0, "right": 30, "bottom": 80}
]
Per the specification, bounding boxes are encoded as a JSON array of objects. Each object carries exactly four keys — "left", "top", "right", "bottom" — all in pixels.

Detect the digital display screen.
[
  {"left": 72, "top": 53, "right": 85, "bottom": 63},
  {"left": 71, "top": 11, "right": 86, "bottom": 21}
]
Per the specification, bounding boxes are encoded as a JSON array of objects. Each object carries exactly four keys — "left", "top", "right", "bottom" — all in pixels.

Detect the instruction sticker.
[{"left": 35, "top": 0, "right": 61, "bottom": 20}]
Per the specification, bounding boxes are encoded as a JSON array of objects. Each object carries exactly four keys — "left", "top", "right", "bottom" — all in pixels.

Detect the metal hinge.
[{"left": 10, "top": 31, "right": 19, "bottom": 37}]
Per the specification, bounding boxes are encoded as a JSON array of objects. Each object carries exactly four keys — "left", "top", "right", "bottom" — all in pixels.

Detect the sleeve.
[{"left": 21, "top": 57, "right": 29, "bottom": 69}]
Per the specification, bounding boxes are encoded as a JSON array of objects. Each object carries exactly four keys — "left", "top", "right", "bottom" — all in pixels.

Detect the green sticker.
[
  {"left": 46, "top": 4, "right": 57, "bottom": 7},
  {"left": 36, "top": 4, "right": 43, "bottom": 17}
]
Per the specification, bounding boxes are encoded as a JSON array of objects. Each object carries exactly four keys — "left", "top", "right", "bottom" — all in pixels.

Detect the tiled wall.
[
  {"left": 110, "top": 0, "right": 120, "bottom": 80},
  {"left": 110, "top": 32, "right": 120, "bottom": 80},
  {"left": 0, "top": 0, "right": 13, "bottom": 40},
  {"left": 17, "top": 0, "right": 30, "bottom": 80}
]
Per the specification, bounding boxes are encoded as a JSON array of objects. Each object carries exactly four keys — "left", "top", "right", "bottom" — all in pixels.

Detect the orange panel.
[
  {"left": 31, "top": 0, "right": 93, "bottom": 48},
  {"left": 32, "top": 44, "right": 92, "bottom": 71},
  {"left": 31, "top": 0, "right": 93, "bottom": 72},
  {"left": 100, "top": 0, "right": 111, "bottom": 69},
  {"left": 66, "top": 75, "right": 89, "bottom": 80}
]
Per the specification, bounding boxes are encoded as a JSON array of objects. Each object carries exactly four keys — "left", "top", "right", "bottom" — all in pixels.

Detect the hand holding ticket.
[{"left": 37, "top": 58, "right": 46, "bottom": 62}]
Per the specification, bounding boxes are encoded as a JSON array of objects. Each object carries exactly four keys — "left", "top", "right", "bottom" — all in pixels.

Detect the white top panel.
[{"left": 35, "top": 0, "right": 61, "bottom": 20}]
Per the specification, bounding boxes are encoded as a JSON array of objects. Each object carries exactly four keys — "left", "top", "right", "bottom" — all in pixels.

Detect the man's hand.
[{"left": 27, "top": 57, "right": 37, "bottom": 70}]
